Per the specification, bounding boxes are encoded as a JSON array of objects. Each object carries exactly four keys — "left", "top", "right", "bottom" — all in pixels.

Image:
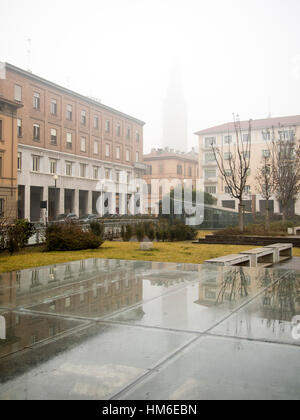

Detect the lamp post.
[{"left": 53, "top": 174, "right": 58, "bottom": 188}]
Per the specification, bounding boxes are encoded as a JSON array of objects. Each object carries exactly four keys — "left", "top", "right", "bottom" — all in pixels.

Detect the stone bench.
[
  {"left": 288, "top": 227, "right": 300, "bottom": 236},
  {"left": 204, "top": 254, "right": 250, "bottom": 267},
  {"left": 239, "top": 248, "right": 275, "bottom": 268},
  {"left": 265, "top": 243, "right": 293, "bottom": 263}
]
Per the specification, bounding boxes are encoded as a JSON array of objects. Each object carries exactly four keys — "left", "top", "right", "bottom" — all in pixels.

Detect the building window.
[
  {"left": 51, "top": 99, "right": 57, "bottom": 115},
  {"left": 205, "top": 137, "right": 216, "bottom": 148},
  {"left": 148, "top": 165, "right": 152, "bottom": 175},
  {"left": 205, "top": 152, "right": 215, "bottom": 164},
  {"left": 279, "top": 130, "right": 295, "bottom": 141},
  {"left": 0, "top": 156, "right": 2, "bottom": 177},
  {"left": 93, "top": 140, "right": 99, "bottom": 154},
  {"left": 126, "top": 127, "right": 131, "bottom": 140},
  {"left": 136, "top": 131, "right": 140, "bottom": 142},
  {"left": 105, "top": 120, "right": 110, "bottom": 133},
  {"left": 126, "top": 150, "right": 130, "bottom": 161},
  {"left": 205, "top": 169, "right": 216, "bottom": 178},
  {"left": 81, "top": 110, "right": 86, "bottom": 125},
  {"left": 66, "top": 162, "right": 72, "bottom": 176},
  {"left": 243, "top": 151, "right": 250, "bottom": 159},
  {"left": 32, "top": 156, "right": 40, "bottom": 172},
  {"left": 80, "top": 163, "right": 86, "bottom": 178},
  {"left": 17, "top": 152, "right": 22, "bottom": 170},
  {"left": 244, "top": 185, "right": 251, "bottom": 195},
  {"left": 224, "top": 135, "right": 232, "bottom": 144},
  {"left": 14, "top": 85, "right": 22, "bottom": 102},
  {"left": 66, "top": 105, "right": 72, "bottom": 121},
  {"left": 93, "top": 166, "right": 99, "bottom": 179},
  {"left": 159, "top": 164, "right": 164, "bottom": 174},
  {"left": 225, "top": 186, "right": 231, "bottom": 194},
  {"left": 116, "top": 123, "right": 121, "bottom": 137},
  {"left": 0, "top": 198, "right": 4, "bottom": 217},
  {"left": 105, "top": 144, "right": 110, "bottom": 157},
  {"left": 116, "top": 171, "right": 120, "bottom": 182},
  {"left": 127, "top": 172, "right": 131, "bottom": 184},
  {"left": 81, "top": 137, "right": 86, "bottom": 152},
  {"left": 0, "top": 120, "right": 2, "bottom": 140},
  {"left": 205, "top": 186, "right": 216, "bottom": 194},
  {"left": 177, "top": 165, "right": 183, "bottom": 175},
  {"left": 51, "top": 128, "right": 57, "bottom": 145},
  {"left": 66, "top": 132, "right": 72, "bottom": 149},
  {"left": 33, "top": 124, "right": 40, "bottom": 141},
  {"left": 17, "top": 119, "right": 22, "bottom": 137},
  {"left": 94, "top": 116, "right": 99, "bottom": 129},
  {"left": 33, "top": 92, "right": 40, "bottom": 110},
  {"left": 105, "top": 168, "right": 111, "bottom": 179},
  {"left": 116, "top": 146, "right": 120, "bottom": 160},
  {"left": 50, "top": 159, "right": 57, "bottom": 174},
  {"left": 136, "top": 151, "right": 139, "bottom": 162}
]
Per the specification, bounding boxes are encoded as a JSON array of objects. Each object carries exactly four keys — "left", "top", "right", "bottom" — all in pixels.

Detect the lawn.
[{"left": 0, "top": 230, "right": 299, "bottom": 274}]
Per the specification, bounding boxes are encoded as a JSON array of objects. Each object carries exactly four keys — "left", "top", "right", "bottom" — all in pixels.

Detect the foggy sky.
[{"left": 1, "top": 0, "right": 300, "bottom": 152}]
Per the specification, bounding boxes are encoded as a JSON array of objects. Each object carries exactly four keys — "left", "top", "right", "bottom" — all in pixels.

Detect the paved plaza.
[{"left": 0, "top": 259, "right": 299, "bottom": 400}]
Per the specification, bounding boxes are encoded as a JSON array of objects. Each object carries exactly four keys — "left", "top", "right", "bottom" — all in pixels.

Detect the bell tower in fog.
[{"left": 162, "top": 60, "right": 187, "bottom": 152}]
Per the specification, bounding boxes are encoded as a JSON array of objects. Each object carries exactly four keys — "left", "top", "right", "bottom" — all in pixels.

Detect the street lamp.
[{"left": 53, "top": 174, "right": 58, "bottom": 188}]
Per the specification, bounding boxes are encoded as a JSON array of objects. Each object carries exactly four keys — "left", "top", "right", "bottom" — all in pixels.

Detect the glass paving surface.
[{"left": 0, "top": 259, "right": 299, "bottom": 400}]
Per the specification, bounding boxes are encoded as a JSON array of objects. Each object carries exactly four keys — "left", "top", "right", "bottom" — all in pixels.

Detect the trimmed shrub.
[
  {"left": 89, "top": 220, "right": 104, "bottom": 238},
  {"left": 135, "top": 224, "right": 145, "bottom": 242},
  {"left": 147, "top": 226, "right": 155, "bottom": 241},
  {"left": 121, "top": 224, "right": 133, "bottom": 242},
  {"left": 45, "top": 222, "right": 103, "bottom": 251},
  {"left": 4, "top": 219, "right": 36, "bottom": 255}
]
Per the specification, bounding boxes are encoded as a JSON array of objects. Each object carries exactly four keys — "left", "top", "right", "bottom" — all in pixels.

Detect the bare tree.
[
  {"left": 255, "top": 154, "right": 274, "bottom": 231},
  {"left": 212, "top": 115, "right": 252, "bottom": 232},
  {"left": 266, "top": 126, "right": 300, "bottom": 221}
]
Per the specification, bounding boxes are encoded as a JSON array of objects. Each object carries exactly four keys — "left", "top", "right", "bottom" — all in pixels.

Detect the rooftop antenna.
[{"left": 26, "top": 37, "right": 32, "bottom": 73}]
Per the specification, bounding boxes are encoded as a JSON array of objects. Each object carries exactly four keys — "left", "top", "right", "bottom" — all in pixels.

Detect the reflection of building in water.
[
  {"left": 0, "top": 311, "right": 80, "bottom": 358},
  {"left": 195, "top": 266, "right": 274, "bottom": 306},
  {"left": 0, "top": 259, "right": 144, "bottom": 318}
]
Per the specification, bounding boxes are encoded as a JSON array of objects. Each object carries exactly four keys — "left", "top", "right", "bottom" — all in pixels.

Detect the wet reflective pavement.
[{"left": 0, "top": 259, "right": 299, "bottom": 400}]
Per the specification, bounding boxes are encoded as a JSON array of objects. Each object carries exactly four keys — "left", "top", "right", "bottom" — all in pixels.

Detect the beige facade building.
[
  {"left": 196, "top": 115, "right": 300, "bottom": 215},
  {"left": 143, "top": 147, "right": 199, "bottom": 213},
  {"left": 0, "top": 97, "right": 23, "bottom": 220},
  {"left": 0, "top": 63, "right": 145, "bottom": 221}
]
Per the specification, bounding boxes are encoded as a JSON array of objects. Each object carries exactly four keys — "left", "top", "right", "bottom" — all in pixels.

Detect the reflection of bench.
[
  {"left": 239, "top": 248, "right": 275, "bottom": 268},
  {"left": 205, "top": 254, "right": 250, "bottom": 267},
  {"left": 265, "top": 243, "right": 293, "bottom": 263},
  {"left": 288, "top": 227, "right": 300, "bottom": 236}
]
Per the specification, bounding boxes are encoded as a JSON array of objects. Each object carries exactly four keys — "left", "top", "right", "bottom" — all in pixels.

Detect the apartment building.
[
  {"left": 0, "top": 97, "right": 23, "bottom": 219},
  {"left": 196, "top": 115, "right": 300, "bottom": 215},
  {"left": 0, "top": 63, "right": 146, "bottom": 221},
  {"left": 143, "top": 147, "right": 199, "bottom": 213}
]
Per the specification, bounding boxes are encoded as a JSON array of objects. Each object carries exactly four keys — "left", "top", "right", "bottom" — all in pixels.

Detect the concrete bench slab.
[
  {"left": 265, "top": 243, "right": 293, "bottom": 263},
  {"left": 288, "top": 227, "right": 300, "bottom": 236},
  {"left": 205, "top": 254, "right": 250, "bottom": 267},
  {"left": 240, "top": 248, "right": 275, "bottom": 268}
]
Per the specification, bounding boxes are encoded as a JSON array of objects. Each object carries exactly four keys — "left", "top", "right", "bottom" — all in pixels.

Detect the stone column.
[
  {"left": 74, "top": 189, "right": 79, "bottom": 216},
  {"left": 24, "top": 185, "right": 31, "bottom": 221},
  {"left": 87, "top": 190, "right": 93, "bottom": 214},
  {"left": 59, "top": 188, "right": 65, "bottom": 215}
]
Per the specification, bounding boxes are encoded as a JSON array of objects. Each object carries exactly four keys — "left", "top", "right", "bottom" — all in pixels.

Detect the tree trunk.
[
  {"left": 282, "top": 208, "right": 287, "bottom": 222},
  {"left": 238, "top": 202, "right": 244, "bottom": 233},
  {"left": 265, "top": 200, "right": 270, "bottom": 232}
]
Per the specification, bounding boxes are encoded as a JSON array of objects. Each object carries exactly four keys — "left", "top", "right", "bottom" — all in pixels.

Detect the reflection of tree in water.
[
  {"left": 215, "top": 268, "right": 274, "bottom": 305},
  {"left": 216, "top": 268, "right": 250, "bottom": 304},
  {"left": 262, "top": 271, "right": 300, "bottom": 323}
]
